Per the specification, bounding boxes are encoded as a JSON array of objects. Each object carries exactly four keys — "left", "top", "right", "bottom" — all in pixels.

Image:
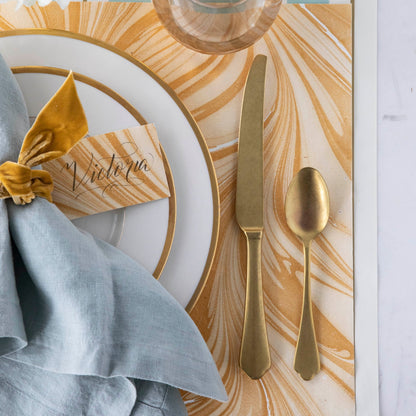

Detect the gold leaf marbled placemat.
[{"left": 0, "top": 3, "right": 353, "bottom": 414}]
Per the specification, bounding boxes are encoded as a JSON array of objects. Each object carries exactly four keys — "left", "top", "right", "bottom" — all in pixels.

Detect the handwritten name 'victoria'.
[{"left": 62, "top": 143, "right": 152, "bottom": 193}]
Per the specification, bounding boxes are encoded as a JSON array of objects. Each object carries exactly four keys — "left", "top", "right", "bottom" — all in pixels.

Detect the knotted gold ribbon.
[{"left": 0, "top": 72, "right": 88, "bottom": 205}]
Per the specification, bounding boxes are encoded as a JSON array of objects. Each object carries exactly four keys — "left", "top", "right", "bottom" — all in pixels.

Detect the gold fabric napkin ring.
[{"left": 0, "top": 72, "right": 88, "bottom": 205}]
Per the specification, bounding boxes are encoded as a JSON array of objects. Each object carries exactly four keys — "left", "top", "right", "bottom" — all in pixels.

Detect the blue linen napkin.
[{"left": 0, "top": 55, "right": 227, "bottom": 415}]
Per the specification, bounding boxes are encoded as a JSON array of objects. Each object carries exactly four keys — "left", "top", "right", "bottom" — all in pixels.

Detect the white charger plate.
[{"left": 0, "top": 30, "right": 219, "bottom": 312}]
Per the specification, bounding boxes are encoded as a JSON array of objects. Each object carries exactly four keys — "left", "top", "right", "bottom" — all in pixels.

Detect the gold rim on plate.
[
  {"left": 2, "top": 29, "right": 220, "bottom": 313},
  {"left": 11, "top": 66, "right": 177, "bottom": 282}
]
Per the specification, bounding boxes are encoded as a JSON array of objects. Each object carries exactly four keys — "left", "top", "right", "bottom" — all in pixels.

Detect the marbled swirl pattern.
[{"left": 0, "top": 3, "right": 353, "bottom": 414}]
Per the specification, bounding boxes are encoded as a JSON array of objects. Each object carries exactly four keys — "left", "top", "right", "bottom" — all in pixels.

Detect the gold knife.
[{"left": 236, "top": 54, "right": 270, "bottom": 379}]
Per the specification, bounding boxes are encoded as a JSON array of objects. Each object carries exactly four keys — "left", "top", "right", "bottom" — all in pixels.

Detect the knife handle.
[{"left": 239, "top": 229, "right": 271, "bottom": 379}]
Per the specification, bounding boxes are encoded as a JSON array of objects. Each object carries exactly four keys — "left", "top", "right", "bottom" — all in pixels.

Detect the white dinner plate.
[
  {"left": 14, "top": 66, "right": 176, "bottom": 282},
  {"left": 0, "top": 30, "right": 219, "bottom": 311}
]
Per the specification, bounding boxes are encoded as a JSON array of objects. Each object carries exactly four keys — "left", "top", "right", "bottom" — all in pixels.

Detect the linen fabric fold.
[{"left": 0, "top": 55, "right": 226, "bottom": 415}]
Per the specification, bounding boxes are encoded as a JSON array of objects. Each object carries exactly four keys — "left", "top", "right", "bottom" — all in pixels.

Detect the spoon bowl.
[
  {"left": 285, "top": 167, "right": 329, "bottom": 380},
  {"left": 285, "top": 167, "right": 329, "bottom": 242}
]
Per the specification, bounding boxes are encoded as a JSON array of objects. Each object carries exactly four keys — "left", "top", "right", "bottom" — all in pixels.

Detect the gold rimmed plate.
[
  {"left": 0, "top": 29, "right": 219, "bottom": 312},
  {"left": 12, "top": 66, "right": 176, "bottom": 281}
]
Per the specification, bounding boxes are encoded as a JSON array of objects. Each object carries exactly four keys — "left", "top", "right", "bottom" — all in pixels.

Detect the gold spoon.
[{"left": 284, "top": 167, "right": 329, "bottom": 380}]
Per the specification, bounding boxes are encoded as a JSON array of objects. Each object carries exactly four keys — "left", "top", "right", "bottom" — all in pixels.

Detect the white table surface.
[{"left": 378, "top": 0, "right": 416, "bottom": 415}]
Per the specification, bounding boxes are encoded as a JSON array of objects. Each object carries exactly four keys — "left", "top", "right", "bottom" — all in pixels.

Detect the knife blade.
[{"left": 236, "top": 54, "right": 270, "bottom": 379}]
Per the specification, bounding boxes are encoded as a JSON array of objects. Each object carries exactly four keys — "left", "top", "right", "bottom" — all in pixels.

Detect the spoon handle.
[
  {"left": 294, "top": 241, "right": 320, "bottom": 380},
  {"left": 240, "top": 229, "right": 271, "bottom": 379}
]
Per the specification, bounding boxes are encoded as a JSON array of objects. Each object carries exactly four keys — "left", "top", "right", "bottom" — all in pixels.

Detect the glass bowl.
[{"left": 152, "top": 0, "right": 282, "bottom": 54}]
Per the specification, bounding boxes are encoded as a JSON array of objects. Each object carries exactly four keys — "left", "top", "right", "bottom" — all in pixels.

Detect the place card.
[{"left": 43, "top": 124, "right": 170, "bottom": 219}]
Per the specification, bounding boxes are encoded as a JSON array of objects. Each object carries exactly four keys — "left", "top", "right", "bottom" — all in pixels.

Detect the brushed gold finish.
[
  {"left": 236, "top": 55, "right": 270, "bottom": 379},
  {"left": 285, "top": 167, "right": 330, "bottom": 380}
]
